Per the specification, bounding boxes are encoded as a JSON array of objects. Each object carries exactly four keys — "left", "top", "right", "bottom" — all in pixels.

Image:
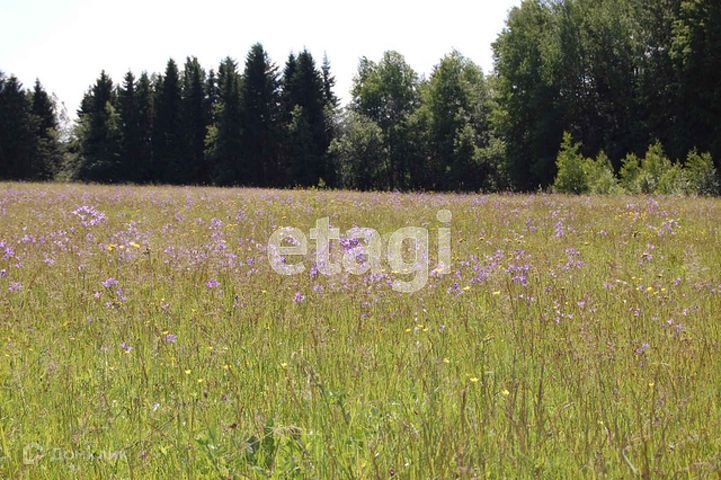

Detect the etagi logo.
[{"left": 267, "top": 210, "right": 452, "bottom": 293}]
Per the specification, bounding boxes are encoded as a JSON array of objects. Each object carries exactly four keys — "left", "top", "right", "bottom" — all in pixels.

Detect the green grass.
[{"left": 1, "top": 183, "right": 720, "bottom": 478}]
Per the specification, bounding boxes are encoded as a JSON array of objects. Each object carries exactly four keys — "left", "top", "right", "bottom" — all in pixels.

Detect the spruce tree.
[
  {"left": 135, "top": 72, "right": 154, "bottom": 182},
  {"left": 77, "top": 71, "right": 122, "bottom": 181},
  {"left": 180, "top": 57, "right": 208, "bottom": 184},
  {"left": 0, "top": 74, "right": 37, "bottom": 180},
  {"left": 118, "top": 71, "right": 141, "bottom": 182},
  {"left": 241, "top": 43, "right": 281, "bottom": 186},
  {"left": 280, "top": 49, "right": 330, "bottom": 186},
  {"left": 321, "top": 53, "right": 339, "bottom": 109},
  {"left": 152, "top": 59, "right": 183, "bottom": 183},
  {"left": 30, "top": 79, "right": 61, "bottom": 179},
  {"left": 205, "top": 57, "right": 243, "bottom": 185}
]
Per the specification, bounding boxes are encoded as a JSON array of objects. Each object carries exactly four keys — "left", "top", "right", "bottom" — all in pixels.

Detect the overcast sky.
[{"left": 0, "top": 0, "right": 520, "bottom": 117}]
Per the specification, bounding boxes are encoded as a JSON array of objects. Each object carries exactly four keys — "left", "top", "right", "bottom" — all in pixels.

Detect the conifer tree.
[
  {"left": 205, "top": 57, "right": 243, "bottom": 185},
  {"left": 30, "top": 79, "right": 62, "bottom": 179},
  {"left": 180, "top": 57, "right": 208, "bottom": 184},
  {"left": 240, "top": 43, "right": 281, "bottom": 186},
  {"left": 152, "top": 59, "right": 183, "bottom": 183},
  {"left": 135, "top": 72, "right": 154, "bottom": 182},
  {"left": 0, "top": 74, "right": 37, "bottom": 180},
  {"left": 280, "top": 49, "right": 330, "bottom": 186},
  {"left": 321, "top": 53, "right": 339, "bottom": 109},
  {"left": 77, "top": 71, "right": 122, "bottom": 181},
  {"left": 118, "top": 71, "right": 141, "bottom": 182}
]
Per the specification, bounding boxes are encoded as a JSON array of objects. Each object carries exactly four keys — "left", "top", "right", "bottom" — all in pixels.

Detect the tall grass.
[{"left": 1, "top": 183, "right": 720, "bottom": 478}]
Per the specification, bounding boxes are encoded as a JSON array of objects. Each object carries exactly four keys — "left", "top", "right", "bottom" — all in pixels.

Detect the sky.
[{"left": 0, "top": 0, "right": 521, "bottom": 118}]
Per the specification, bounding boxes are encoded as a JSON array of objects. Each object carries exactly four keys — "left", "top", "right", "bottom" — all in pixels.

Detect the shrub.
[
  {"left": 638, "top": 141, "right": 673, "bottom": 193},
  {"left": 554, "top": 132, "right": 588, "bottom": 194},
  {"left": 619, "top": 153, "right": 642, "bottom": 194},
  {"left": 685, "top": 149, "right": 719, "bottom": 195},
  {"left": 656, "top": 164, "right": 688, "bottom": 195},
  {"left": 585, "top": 151, "right": 619, "bottom": 194}
]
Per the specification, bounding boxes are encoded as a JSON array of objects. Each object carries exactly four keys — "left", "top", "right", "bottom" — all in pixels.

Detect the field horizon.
[{"left": 1, "top": 182, "right": 720, "bottom": 478}]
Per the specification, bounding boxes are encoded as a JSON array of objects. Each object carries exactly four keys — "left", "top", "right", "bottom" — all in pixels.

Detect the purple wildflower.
[
  {"left": 163, "top": 333, "right": 177, "bottom": 343},
  {"left": 293, "top": 291, "right": 306, "bottom": 303},
  {"left": 120, "top": 342, "right": 133, "bottom": 352},
  {"left": 102, "top": 277, "right": 119, "bottom": 288},
  {"left": 72, "top": 205, "right": 107, "bottom": 227},
  {"left": 206, "top": 279, "right": 220, "bottom": 289},
  {"left": 8, "top": 282, "right": 22, "bottom": 292},
  {"left": 635, "top": 343, "right": 650, "bottom": 355}
]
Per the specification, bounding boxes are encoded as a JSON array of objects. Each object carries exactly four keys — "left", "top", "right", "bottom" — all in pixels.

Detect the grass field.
[{"left": 1, "top": 183, "right": 720, "bottom": 479}]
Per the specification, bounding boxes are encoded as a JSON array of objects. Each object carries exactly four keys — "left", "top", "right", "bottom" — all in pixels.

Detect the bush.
[
  {"left": 656, "top": 164, "right": 688, "bottom": 195},
  {"left": 685, "top": 149, "right": 719, "bottom": 195},
  {"left": 585, "top": 151, "right": 619, "bottom": 194},
  {"left": 638, "top": 141, "right": 673, "bottom": 193},
  {"left": 619, "top": 153, "right": 642, "bottom": 194},
  {"left": 555, "top": 137, "right": 718, "bottom": 196},
  {"left": 554, "top": 132, "right": 588, "bottom": 194}
]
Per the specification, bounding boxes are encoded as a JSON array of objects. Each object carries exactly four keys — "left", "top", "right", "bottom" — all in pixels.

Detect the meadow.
[{"left": 1, "top": 182, "right": 720, "bottom": 479}]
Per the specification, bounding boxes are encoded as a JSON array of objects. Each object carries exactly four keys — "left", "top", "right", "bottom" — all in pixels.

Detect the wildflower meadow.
[{"left": 1, "top": 182, "right": 720, "bottom": 478}]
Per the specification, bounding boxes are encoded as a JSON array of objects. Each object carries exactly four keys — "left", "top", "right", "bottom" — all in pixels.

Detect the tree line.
[{"left": 1, "top": 0, "right": 719, "bottom": 192}]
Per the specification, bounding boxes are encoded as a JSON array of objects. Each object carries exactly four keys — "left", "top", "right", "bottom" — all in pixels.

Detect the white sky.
[{"left": 0, "top": 0, "right": 520, "bottom": 117}]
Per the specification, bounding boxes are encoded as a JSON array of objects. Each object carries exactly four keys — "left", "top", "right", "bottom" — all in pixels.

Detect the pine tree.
[
  {"left": 241, "top": 43, "right": 281, "bottom": 186},
  {"left": 152, "top": 59, "right": 183, "bottom": 183}
]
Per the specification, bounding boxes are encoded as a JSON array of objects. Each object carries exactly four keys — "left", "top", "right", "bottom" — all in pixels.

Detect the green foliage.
[
  {"left": 118, "top": 71, "right": 143, "bottom": 183},
  {"left": 560, "top": 137, "right": 721, "bottom": 196},
  {"left": 3, "top": 20, "right": 721, "bottom": 194},
  {"left": 637, "top": 141, "right": 674, "bottom": 194},
  {"left": 77, "top": 71, "right": 122, "bottom": 182},
  {"left": 206, "top": 57, "right": 243, "bottom": 186},
  {"left": 656, "top": 164, "right": 688, "bottom": 195},
  {"left": 152, "top": 59, "right": 183, "bottom": 183},
  {"left": 280, "top": 50, "right": 332, "bottom": 187},
  {"left": 554, "top": 132, "right": 588, "bottom": 194},
  {"left": 328, "top": 112, "right": 387, "bottom": 190},
  {"left": 493, "top": 0, "right": 721, "bottom": 189},
  {"left": 241, "top": 44, "right": 281, "bottom": 186},
  {"left": 585, "top": 151, "right": 619, "bottom": 194},
  {"left": 619, "top": 153, "right": 642, "bottom": 194},
  {"left": 493, "top": 0, "right": 561, "bottom": 190},
  {"left": 179, "top": 57, "right": 208, "bottom": 184},
  {"left": 420, "top": 51, "right": 493, "bottom": 191},
  {"left": 0, "top": 74, "right": 47, "bottom": 180},
  {"left": 351, "top": 51, "right": 419, "bottom": 190},
  {"left": 684, "top": 149, "right": 720, "bottom": 195},
  {"left": 30, "top": 79, "right": 62, "bottom": 179}
]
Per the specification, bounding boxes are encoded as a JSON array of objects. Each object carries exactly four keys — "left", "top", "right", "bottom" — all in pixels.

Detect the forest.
[{"left": 1, "top": 0, "right": 719, "bottom": 193}]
